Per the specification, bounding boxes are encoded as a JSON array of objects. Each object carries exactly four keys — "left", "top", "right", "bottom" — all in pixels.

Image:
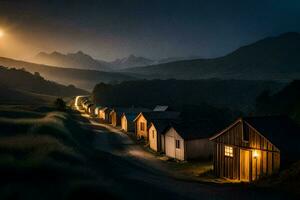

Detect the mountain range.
[
  {"left": 1, "top": 32, "right": 300, "bottom": 92},
  {"left": 34, "top": 51, "right": 112, "bottom": 71},
  {"left": 0, "top": 57, "right": 135, "bottom": 91},
  {"left": 34, "top": 51, "right": 197, "bottom": 71},
  {"left": 122, "top": 32, "right": 300, "bottom": 80}
]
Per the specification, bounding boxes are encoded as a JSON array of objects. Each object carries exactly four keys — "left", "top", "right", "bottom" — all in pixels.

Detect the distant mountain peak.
[
  {"left": 34, "top": 51, "right": 111, "bottom": 71},
  {"left": 123, "top": 32, "right": 300, "bottom": 80}
]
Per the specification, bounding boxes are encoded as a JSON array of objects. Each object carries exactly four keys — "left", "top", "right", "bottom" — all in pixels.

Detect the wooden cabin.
[
  {"left": 210, "top": 116, "right": 300, "bottom": 182},
  {"left": 134, "top": 111, "right": 180, "bottom": 141},
  {"left": 121, "top": 112, "right": 140, "bottom": 132},
  {"left": 98, "top": 107, "right": 107, "bottom": 120},
  {"left": 120, "top": 108, "right": 151, "bottom": 132},
  {"left": 148, "top": 120, "right": 171, "bottom": 152},
  {"left": 164, "top": 122, "right": 213, "bottom": 161},
  {"left": 98, "top": 107, "right": 111, "bottom": 122},
  {"left": 94, "top": 106, "right": 102, "bottom": 116},
  {"left": 109, "top": 110, "right": 117, "bottom": 127},
  {"left": 109, "top": 108, "right": 151, "bottom": 129}
]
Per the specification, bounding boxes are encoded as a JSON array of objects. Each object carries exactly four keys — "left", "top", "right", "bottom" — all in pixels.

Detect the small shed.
[
  {"left": 94, "top": 106, "right": 102, "bottom": 116},
  {"left": 148, "top": 120, "right": 173, "bottom": 152},
  {"left": 164, "top": 122, "right": 214, "bottom": 161},
  {"left": 120, "top": 108, "right": 151, "bottom": 132},
  {"left": 134, "top": 111, "right": 180, "bottom": 141},
  {"left": 121, "top": 112, "right": 138, "bottom": 132},
  {"left": 98, "top": 107, "right": 111, "bottom": 122},
  {"left": 108, "top": 107, "right": 151, "bottom": 128},
  {"left": 109, "top": 109, "right": 117, "bottom": 127},
  {"left": 210, "top": 116, "right": 300, "bottom": 182}
]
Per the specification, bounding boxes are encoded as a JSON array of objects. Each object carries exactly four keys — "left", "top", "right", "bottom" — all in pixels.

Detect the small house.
[
  {"left": 121, "top": 112, "right": 139, "bottom": 132},
  {"left": 148, "top": 120, "right": 173, "bottom": 152},
  {"left": 87, "top": 104, "right": 94, "bottom": 115},
  {"left": 94, "top": 106, "right": 102, "bottom": 116},
  {"left": 134, "top": 111, "right": 180, "bottom": 141},
  {"left": 164, "top": 122, "right": 214, "bottom": 161},
  {"left": 108, "top": 108, "right": 150, "bottom": 128},
  {"left": 109, "top": 109, "right": 117, "bottom": 127},
  {"left": 98, "top": 107, "right": 111, "bottom": 122},
  {"left": 118, "top": 108, "right": 152, "bottom": 132},
  {"left": 210, "top": 116, "right": 300, "bottom": 182}
]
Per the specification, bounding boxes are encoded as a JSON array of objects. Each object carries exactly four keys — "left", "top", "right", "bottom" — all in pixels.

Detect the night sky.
[{"left": 0, "top": 0, "right": 299, "bottom": 61}]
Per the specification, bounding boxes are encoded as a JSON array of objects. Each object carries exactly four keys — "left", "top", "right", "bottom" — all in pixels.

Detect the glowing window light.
[{"left": 225, "top": 146, "right": 233, "bottom": 157}]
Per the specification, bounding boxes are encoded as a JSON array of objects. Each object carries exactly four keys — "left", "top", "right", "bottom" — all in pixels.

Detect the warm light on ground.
[{"left": 0, "top": 30, "right": 4, "bottom": 38}]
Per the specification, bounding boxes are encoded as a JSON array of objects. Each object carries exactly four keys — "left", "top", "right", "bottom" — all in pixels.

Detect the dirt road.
[{"left": 76, "top": 111, "right": 291, "bottom": 200}]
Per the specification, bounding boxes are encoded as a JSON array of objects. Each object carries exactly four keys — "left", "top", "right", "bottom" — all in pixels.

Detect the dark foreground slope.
[
  {"left": 0, "top": 106, "right": 176, "bottom": 200},
  {"left": 123, "top": 32, "right": 300, "bottom": 80},
  {"left": 0, "top": 57, "right": 135, "bottom": 91}
]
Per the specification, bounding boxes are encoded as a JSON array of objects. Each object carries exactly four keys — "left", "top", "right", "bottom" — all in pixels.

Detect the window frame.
[
  {"left": 175, "top": 140, "right": 180, "bottom": 149},
  {"left": 140, "top": 122, "right": 145, "bottom": 131},
  {"left": 224, "top": 145, "right": 233, "bottom": 157}
]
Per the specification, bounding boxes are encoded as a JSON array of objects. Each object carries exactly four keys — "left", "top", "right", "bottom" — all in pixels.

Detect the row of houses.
[{"left": 75, "top": 96, "right": 300, "bottom": 182}]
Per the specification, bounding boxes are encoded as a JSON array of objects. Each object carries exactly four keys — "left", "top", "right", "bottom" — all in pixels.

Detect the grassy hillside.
[
  {"left": 0, "top": 66, "right": 88, "bottom": 97},
  {"left": 93, "top": 79, "right": 284, "bottom": 112},
  {"left": 0, "top": 57, "right": 136, "bottom": 91},
  {"left": 0, "top": 106, "right": 95, "bottom": 199},
  {"left": 122, "top": 32, "right": 300, "bottom": 81},
  {"left": 0, "top": 105, "right": 195, "bottom": 200}
]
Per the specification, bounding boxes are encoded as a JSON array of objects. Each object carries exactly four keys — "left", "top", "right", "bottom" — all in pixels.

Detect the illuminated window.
[
  {"left": 176, "top": 140, "right": 180, "bottom": 149},
  {"left": 225, "top": 146, "right": 233, "bottom": 157},
  {"left": 152, "top": 130, "right": 155, "bottom": 138},
  {"left": 140, "top": 122, "right": 145, "bottom": 131}
]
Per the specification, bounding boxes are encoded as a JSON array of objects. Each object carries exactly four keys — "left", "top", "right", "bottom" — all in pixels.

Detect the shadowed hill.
[
  {"left": 0, "top": 57, "right": 136, "bottom": 91},
  {"left": 93, "top": 79, "right": 284, "bottom": 112},
  {"left": 122, "top": 32, "right": 300, "bottom": 80},
  {"left": 0, "top": 66, "right": 89, "bottom": 103}
]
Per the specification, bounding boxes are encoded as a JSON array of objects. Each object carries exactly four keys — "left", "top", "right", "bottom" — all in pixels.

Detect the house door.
[
  {"left": 240, "top": 149, "right": 250, "bottom": 182},
  {"left": 165, "top": 136, "right": 175, "bottom": 158}
]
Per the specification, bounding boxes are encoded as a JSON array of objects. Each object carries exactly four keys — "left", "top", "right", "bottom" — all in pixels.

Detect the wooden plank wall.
[{"left": 213, "top": 120, "right": 280, "bottom": 181}]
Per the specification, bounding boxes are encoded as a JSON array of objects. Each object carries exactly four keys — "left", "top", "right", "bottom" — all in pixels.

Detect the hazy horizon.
[{"left": 0, "top": 0, "right": 300, "bottom": 62}]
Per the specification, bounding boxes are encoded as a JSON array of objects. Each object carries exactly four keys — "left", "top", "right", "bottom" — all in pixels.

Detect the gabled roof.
[
  {"left": 113, "top": 107, "right": 151, "bottom": 118},
  {"left": 153, "top": 105, "right": 169, "bottom": 112},
  {"left": 150, "top": 119, "right": 177, "bottom": 133},
  {"left": 169, "top": 120, "right": 219, "bottom": 140},
  {"left": 210, "top": 116, "right": 300, "bottom": 154},
  {"left": 135, "top": 111, "right": 180, "bottom": 122},
  {"left": 123, "top": 112, "right": 140, "bottom": 121},
  {"left": 99, "top": 107, "right": 109, "bottom": 112}
]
